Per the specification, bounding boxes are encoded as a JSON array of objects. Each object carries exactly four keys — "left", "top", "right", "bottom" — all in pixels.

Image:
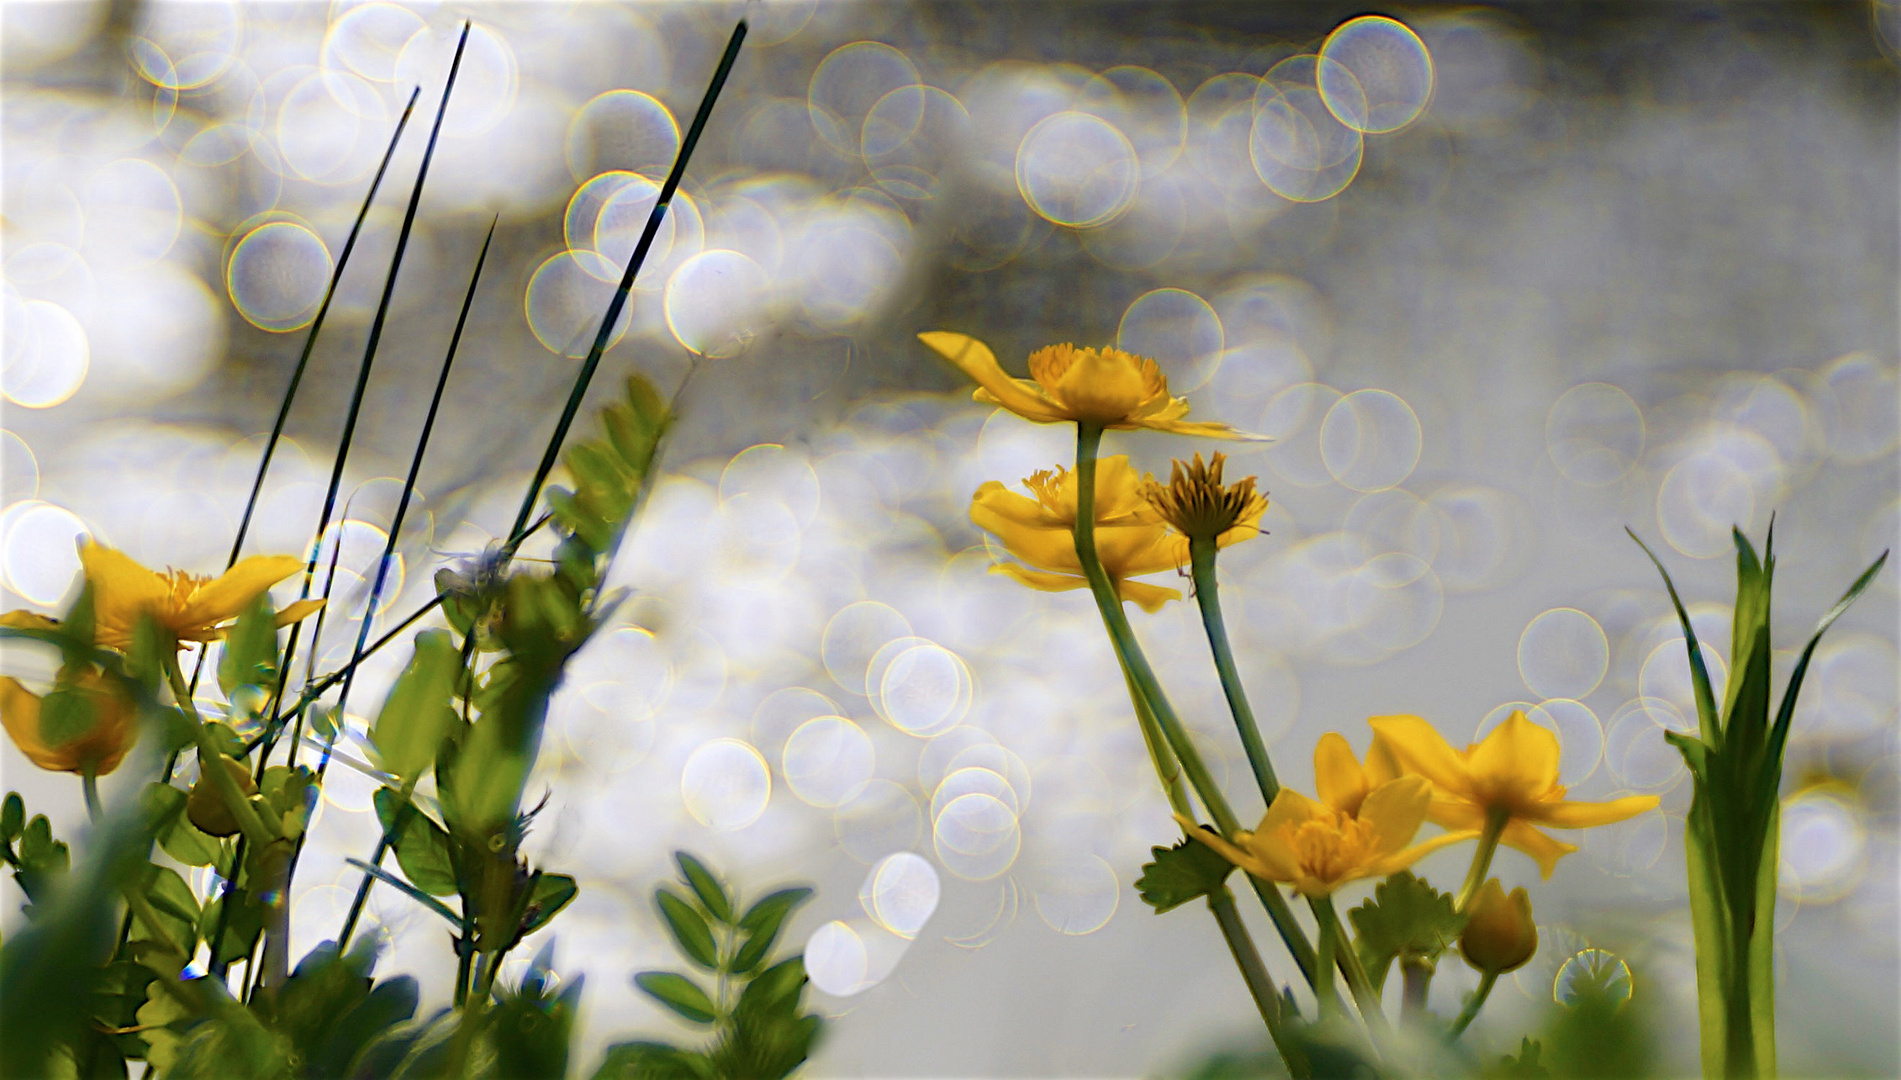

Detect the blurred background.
[{"left": 2, "top": 0, "right": 1897, "bottom": 1075}]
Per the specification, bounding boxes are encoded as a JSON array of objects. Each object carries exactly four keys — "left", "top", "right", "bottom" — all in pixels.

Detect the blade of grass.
[
  {"left": 321, "top": 216, "right": 497, "bottom": 781},
  {"left": 506, "top": 18, "right": 748, "bottom": 543},
  {"left": 315, "top": 220, "right": 498, "bottom": 951},
  {"left": 272, "top": 22, "right": 473, "bottom": 766}
]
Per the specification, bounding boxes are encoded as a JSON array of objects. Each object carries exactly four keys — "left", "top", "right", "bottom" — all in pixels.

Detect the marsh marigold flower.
[
  {"left": 1460, "top": 878, "right": 1538, "bottom": 974},
  {"left": 1370, "top": 710, "right": 1660, "bottom": 878},
  {"left": 919, "top": 331, "right": 1264, "bottom": 438},
  {"left": 971, "top": 456, "right": 1258, "bottom": 612},
  {"left": 1177, "top": 733, "right": 1475, "bottom": 897},
  {"left": 1144, "top": 453, "right": 1268, "bottom": 542},
  {"left": 0, "top": 668, "right": 137, "bottom": 775},
  {"left": 75, "top": 541, "right": 323, "bottom": 650}
]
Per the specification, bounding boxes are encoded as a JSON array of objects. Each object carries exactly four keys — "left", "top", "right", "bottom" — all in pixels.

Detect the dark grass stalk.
[
  {"left": 129, "top": 97, "right": 427, "bottom": 965},
  {"left": 271, "top": 23, "right": 472, "bottom": 770},
  {"left": 319, "top": 219, "right": 497, "bottom": 951},
  {"left": 506, "top": 19, "right": 747, "bottom": 544},
  {"left": 182, "top": 88, "right": 422, "bottom": 704}
]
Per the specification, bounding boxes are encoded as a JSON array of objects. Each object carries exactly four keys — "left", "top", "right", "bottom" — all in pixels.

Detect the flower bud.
[
  {"left": 188, "top": 754, "right": 259, "bottom": 837},
  {"left": 1461, "top": 878, "right": 1538, "bottom": 974}
]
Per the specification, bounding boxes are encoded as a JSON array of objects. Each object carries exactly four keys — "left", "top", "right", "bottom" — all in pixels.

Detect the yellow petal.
[
  {"left": 1365, "top": 734, "right": 1402, "bottom": 788},
  {"left": 1467, "top": 710, "right": 1560, "bottom": 805},
  {"left": 1527, "top": 793, "right": 1660, "bottom": 830},
  {"left": 971, "top": 481, "right": 1065, "bottom": 532},
  {"left": 1500, "top": 819, "right": 1580, "bottom": 878},
  {"left": 1131, "top": 416, "right": 1271, "bottom": 441},
  {"left": 1356, "top": 776, "right": 1432, "bottom": 857},
  {"left": 1115, "top": 577, "right": 1182, "bottom": 613},
  {"left": 991, "top": 563, "right": 1088, "bottom": 595},
  {"left": 0, "top": 676, "right": 57, "bottom": 769},
  {"left": 1314, "top": 733, "right": 1369, "bottom": 816},
  {"left": 1249, "top": 789, "right": 1321, "bottom": 880},
  {"left": 182, "top": 554, "right": 305, "bottom": 631},
  {"left": 0, "top": 610, "right": 59, "bottom": 633},
  {"left": 1368, "top": 714, "right": 1474, "bottom": 797},
  {"left": 1365, "top": 828, "right": 1483, "bottom": 880},
  {"left": 80, "top": 542, "right": 168, "bottom": 648},
  {"left": 918, "top": 332, "right": 1067, "bottom": 423},
  {"left": 1173, "top": 814, "right": 1279, "bottom": 882},
  {"left": 274, "top": 598, "right": 326, "bottom": 629}
]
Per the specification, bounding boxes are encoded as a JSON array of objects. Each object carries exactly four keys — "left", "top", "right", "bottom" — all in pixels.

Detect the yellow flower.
[
  {"left": 1369, "top": 711, "right": 1661, "bottom": 878},
  {"left": 77, "top": 542, "right": 324, "bottom": 651},
  {"left": 919, "top": 332, "right": 1264, "bottom": 438},
  {"left": 1177, "top": 733, "right": 1476, "bottom": 897},
  {"left": 1, "top": 668, "right": 137, "bottom": 776},
  {"left": 1460, "top": 878, "right": 1538, "bottom": 974},
  {"left": 971, "top": 456, "right": 1256, "bottom": 613},
  {"left": 1143, "top": 452, "right": 1269, "bottom": 542}
]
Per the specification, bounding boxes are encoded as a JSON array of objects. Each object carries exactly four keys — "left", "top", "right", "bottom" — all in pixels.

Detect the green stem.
[
  {"left": 1071, "top": 424, "right": 1318, "bottom": 984},
  {"left": 1400, "top": 957, "right": 1433, "bottom": 1026},
  {"left": 1456, "top": 809, "right": 1509, "bottom": 913},
  {"left": 1446, "top": 971, "right": 1498, "bottom": 1041},
  {"left": 1209, "top": 886, "right": 1307, "bottom": 1077},
  {"left": 1314, "top": 898, "right": 1339, "bottom": 1019},
  {"left": 1188, "top": 535, "right": 1279, "bottom": 806},
  {"left": 1120, "top": 657, "right": 1192, "bottom": 820},
  {"left": 81, "top": 765, "right": 100, "bottom": 823},
  {"left": 1313, "top": 894, "right": 1389, "bottom": 1039}
]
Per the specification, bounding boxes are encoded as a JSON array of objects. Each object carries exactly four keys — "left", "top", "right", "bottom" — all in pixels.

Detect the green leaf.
[
  {"left": 656, "top": 888, "right": 719, "bottom": 970},
  {"left": 1135, "top": 836, "right": 1233, "bottom": 914},
  {"left": 740, "top": 956, "right": 808, "bottom": 1013},
  {"left": 1766, "top": 549, "right": 1888, "bottom": 772},
  {"left": 732, "top": 887, "right": 812, "bottom": 976},
  {"left": 313, "top": 976, "right": 418, "bottom": 1080},
  {"left": 38, "top": 680, "right": 100, "bottom": 749},
  {"left": 675, "top": 852, "right": 733, "bottom": 924},
  {"left": 634, "top": 972, "right": 717, "bottom": 1025},
  {"left": 135, "top": 979, "right": 200, "bottom": 1073},
  {"left": 594, "top": 1041, "right": 718, "bottom": 1080},
  {"left": 1628, "top": 528, "right": 1723, "bottom": 745},
  {"left": 368, "top": 629, "right": 461, "bottom": 781},
  {"left": 520, "top": 873, "right": 579, "bottom": 936},
  {"left": 137, "top": 865, "right": 200, "bottom": 956},
  {"left": 217, "top": 595, "right": 279, "bottom": 698},
  {"left": 372, "top": 788, "right": 458, "bottom": 896},
  {"left": 144, "top": 783, "right": 222, "bottom": 868},
  {"left": 200, "top": 889, "right": 266, "bottom": 968},
  {"left": 2, "top": 792, "right": 22, "bottom": 842},
  {"left": 16, "top": 812, "right": 70, "bottom": 897},
  {"left": 1347, "top": 871, "right": 1464, "bottom": 991},
  {"left": 1481, "top": 1037, "right": 1551, "bottom": 1079},
  {"left": 267, "top": 940, "right": 375, "bottom": 1067}
]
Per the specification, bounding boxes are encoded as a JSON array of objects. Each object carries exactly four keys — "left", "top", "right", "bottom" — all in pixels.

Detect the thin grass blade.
[
  {"left": 507, "top": 19, "right": 749, "bottom": 542},
  {"left": 1629, "top": 527, "right": 1723, "bottom": 746},
  {"left": 271, "top": 22, "right": 474, "bottom": 752}
]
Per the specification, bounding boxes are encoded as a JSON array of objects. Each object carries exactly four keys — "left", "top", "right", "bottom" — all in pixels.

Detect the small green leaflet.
[
  {"left": 1136, "top": 836, "right": 1233, "bottom": 914},
  {"left": 1347, "top": 871, "right": 1464, "bottom": 989}
]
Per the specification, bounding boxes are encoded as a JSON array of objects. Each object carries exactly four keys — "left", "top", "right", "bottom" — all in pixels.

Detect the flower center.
[{"left": 1287, "top": 811, "right": 1378, "bottom": 883}]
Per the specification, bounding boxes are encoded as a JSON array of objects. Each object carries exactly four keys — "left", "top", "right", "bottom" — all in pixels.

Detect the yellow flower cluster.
[
  {"left": 1, "top": 543, "right": 321, "bottom": 776},
  {"left": 1186, "top": 712, "right": 1660, "bottom": 893}
]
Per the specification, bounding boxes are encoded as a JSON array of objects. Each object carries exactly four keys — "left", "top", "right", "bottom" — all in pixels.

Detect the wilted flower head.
[{"left": 1143, "top": 453, "right": 1268, "bottom": 541}]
